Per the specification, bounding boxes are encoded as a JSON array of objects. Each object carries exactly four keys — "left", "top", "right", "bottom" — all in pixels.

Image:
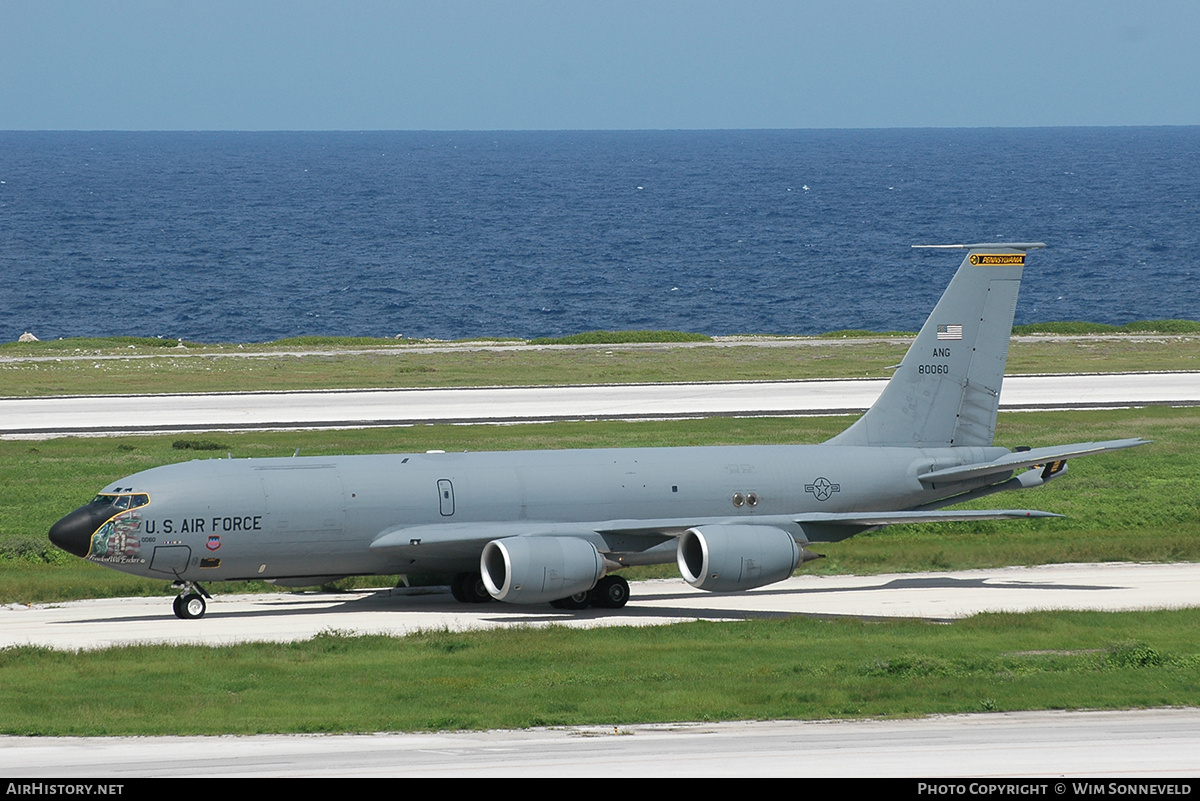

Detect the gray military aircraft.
[{"left": 49, "top": 243, "right": 1146, "bottom": 619}]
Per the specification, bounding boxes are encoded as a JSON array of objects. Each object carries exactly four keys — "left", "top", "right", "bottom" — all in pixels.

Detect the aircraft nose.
[{"left": 48, "top": 505, "right": 101, "bottom": 558}]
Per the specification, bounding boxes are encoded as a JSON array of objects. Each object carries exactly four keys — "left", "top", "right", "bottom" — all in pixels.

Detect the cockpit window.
[{"left": 91, "top": 493, "right": 150, "bottom": 511}]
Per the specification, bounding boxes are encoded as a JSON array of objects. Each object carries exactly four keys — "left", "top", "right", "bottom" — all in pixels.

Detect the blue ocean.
[{"left": 1, "top": 128, "right": 1197, "bottom": 343}]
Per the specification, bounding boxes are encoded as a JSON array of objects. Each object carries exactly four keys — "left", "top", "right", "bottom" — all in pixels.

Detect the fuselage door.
[
  {"left": 149, "top": 545, "right": 191, "bottom": 575},
  {"left": 437, "top": 479, "right": 455, "bottom": 516}
]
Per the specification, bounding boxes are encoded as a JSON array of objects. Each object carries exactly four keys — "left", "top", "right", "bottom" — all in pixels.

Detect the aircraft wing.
[
  {"left": 371, "top": 521, "right": 608, "bottom": 552},
  {"left": 917, "top": 438, "right": 1149, "bottom": 485},
  {"left": 370, "top": 509, "right": 1060, "bottom": 557},
  {"left": 372, "top": 517, "right": 757, "bottom": 553},
  {"left": 370, "top": 519, "right": 682, "bottom": 569},
  {"left": 792, "top": 509, "right": 1061, "bottom": 526}
]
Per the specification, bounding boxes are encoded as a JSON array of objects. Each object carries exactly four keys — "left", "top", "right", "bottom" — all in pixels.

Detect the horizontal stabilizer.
[
  {"left": 794, "top": 509, "right": 1061, "bottom": 527},
  {"left": 912, "top": 242, "right": 1047, "bottom": 251},
  {"left": 917, "top": 438, "right": 1150, "bottom": 484}
]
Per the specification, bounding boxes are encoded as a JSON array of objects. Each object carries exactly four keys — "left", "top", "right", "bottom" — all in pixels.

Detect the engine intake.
[
  {"left": 481, "top": 536, "right": 605, "bottom": 604},
  {"left": 677, "top": 525, "right": 800, "bottom": 592}
]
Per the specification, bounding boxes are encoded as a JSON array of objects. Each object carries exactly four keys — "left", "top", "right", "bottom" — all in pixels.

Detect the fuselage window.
[{"left": 91, "top": 493, "right": 151, "bottom": 512}]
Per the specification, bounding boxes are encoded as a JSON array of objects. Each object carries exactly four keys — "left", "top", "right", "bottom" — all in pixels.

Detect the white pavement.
[
  {"left": 4, "top": 372, "right": 1199, "bottom": 438},
  {"left": 4, "top": 709, "right": 1199, "bottom": 777}
]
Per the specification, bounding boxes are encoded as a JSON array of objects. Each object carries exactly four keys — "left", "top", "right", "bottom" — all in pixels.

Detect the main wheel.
[
  {"left": 549, "top": 590, "right": 592, "bottom": 610},
  {"left": 454, "top": 572, "right": 493, "bottom": 603},
  {"left": 591, "top": 575, "right": 630, "bottom": 609}
]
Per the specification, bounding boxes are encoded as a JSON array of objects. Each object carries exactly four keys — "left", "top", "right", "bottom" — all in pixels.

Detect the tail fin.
[{"left": 826, "top": 243, "right": 1045, "bottom": 448}]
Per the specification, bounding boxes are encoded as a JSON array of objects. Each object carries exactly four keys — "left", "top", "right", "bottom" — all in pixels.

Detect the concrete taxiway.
[
  {"left": 4, "top": 562, "right": 1196, "bottom": 651},
  {"left": 3, "top": 371, "right": 1199, "bottom": 438}
]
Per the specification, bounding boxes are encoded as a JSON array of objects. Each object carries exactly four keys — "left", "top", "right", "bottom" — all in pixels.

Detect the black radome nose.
[{"left": 48, "top": 506, "right": 101, "bottom": 558}]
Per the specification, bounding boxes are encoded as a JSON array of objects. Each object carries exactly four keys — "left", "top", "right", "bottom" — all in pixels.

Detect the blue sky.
[{"left": 2, "top": 0, "right": 1197, "bottom": 130}]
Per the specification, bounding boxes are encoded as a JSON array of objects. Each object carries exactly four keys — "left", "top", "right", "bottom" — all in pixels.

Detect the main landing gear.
[
  {"left": 549, "top": 575, "right": 630, "bottom": 610},
  {"left": 171, "top": 581, "right": 211, "bottom": 620},
  {"left": 450, "top": 572, "right": 631, "bottom": 610},
  {"left": 450, "top": 572, "right": 493, "bottom": 603}
]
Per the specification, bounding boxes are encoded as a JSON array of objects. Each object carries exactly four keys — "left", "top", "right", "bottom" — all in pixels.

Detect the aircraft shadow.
[
  {"left": 263, "top": 574, "right": 1124, "bottom": 625},
  {"left": 53, "top": 575, "right": 1125, "bottom": 627}
]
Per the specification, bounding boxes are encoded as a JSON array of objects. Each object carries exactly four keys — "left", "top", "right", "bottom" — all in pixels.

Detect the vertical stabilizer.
[{"left": 826, "top": 243, "right": 1045, "bottom": 448}]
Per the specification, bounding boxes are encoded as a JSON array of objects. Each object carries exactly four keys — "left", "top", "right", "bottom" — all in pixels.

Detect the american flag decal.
[{"left": 937, "top": 324, "right": 963, "bottom": 340}]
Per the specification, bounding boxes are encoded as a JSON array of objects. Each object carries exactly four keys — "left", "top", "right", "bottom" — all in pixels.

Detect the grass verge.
[{"left": 1, "top": 609, "right": 1197, "bottom": 736}]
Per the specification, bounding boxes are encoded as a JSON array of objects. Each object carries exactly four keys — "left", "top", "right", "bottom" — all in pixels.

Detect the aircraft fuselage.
[{"left": 62, "top": 442, "right": 1006, "bottom": 583}]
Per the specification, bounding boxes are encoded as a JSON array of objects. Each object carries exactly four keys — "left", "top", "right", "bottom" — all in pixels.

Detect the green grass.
[
  {"left": 1013, "top": 319, "right": 1200, "bottom": 335},
  {"left": 1, "top": 336, "right": 208, "bottom": 351},
  {"left": 1, "top": 609, "right": 1197, "bottom": 735},
  {"left": 6, "top": 322, "right": 1196, "bottom": 354},
  {"left": 528, "top": 330, "right": 712, "bottom": 345},
  {"left": 819, "top": 329, "right": 914, "bottom": 338}
]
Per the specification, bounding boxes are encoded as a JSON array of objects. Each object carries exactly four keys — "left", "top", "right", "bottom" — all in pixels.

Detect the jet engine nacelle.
[
  {"left": 481, "top": 536, "right": 605, "bottom": 604},
  {"left": 677, "top": 525, "right": 800, "bottom": 592}
]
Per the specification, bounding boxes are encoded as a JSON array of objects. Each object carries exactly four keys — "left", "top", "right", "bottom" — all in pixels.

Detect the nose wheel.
[{"left": 171, "top": 581, "right": 211, "bottom": 620}]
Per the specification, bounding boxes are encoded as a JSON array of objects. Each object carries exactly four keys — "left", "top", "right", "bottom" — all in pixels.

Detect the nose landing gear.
[{"left": 171, "top": 581, "right": 211, "bottom": 620}]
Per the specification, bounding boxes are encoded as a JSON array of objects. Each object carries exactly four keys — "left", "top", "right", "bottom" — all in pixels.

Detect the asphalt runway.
[{"left": 4, "top": 372, "right": 1199, "bottom": 437}]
